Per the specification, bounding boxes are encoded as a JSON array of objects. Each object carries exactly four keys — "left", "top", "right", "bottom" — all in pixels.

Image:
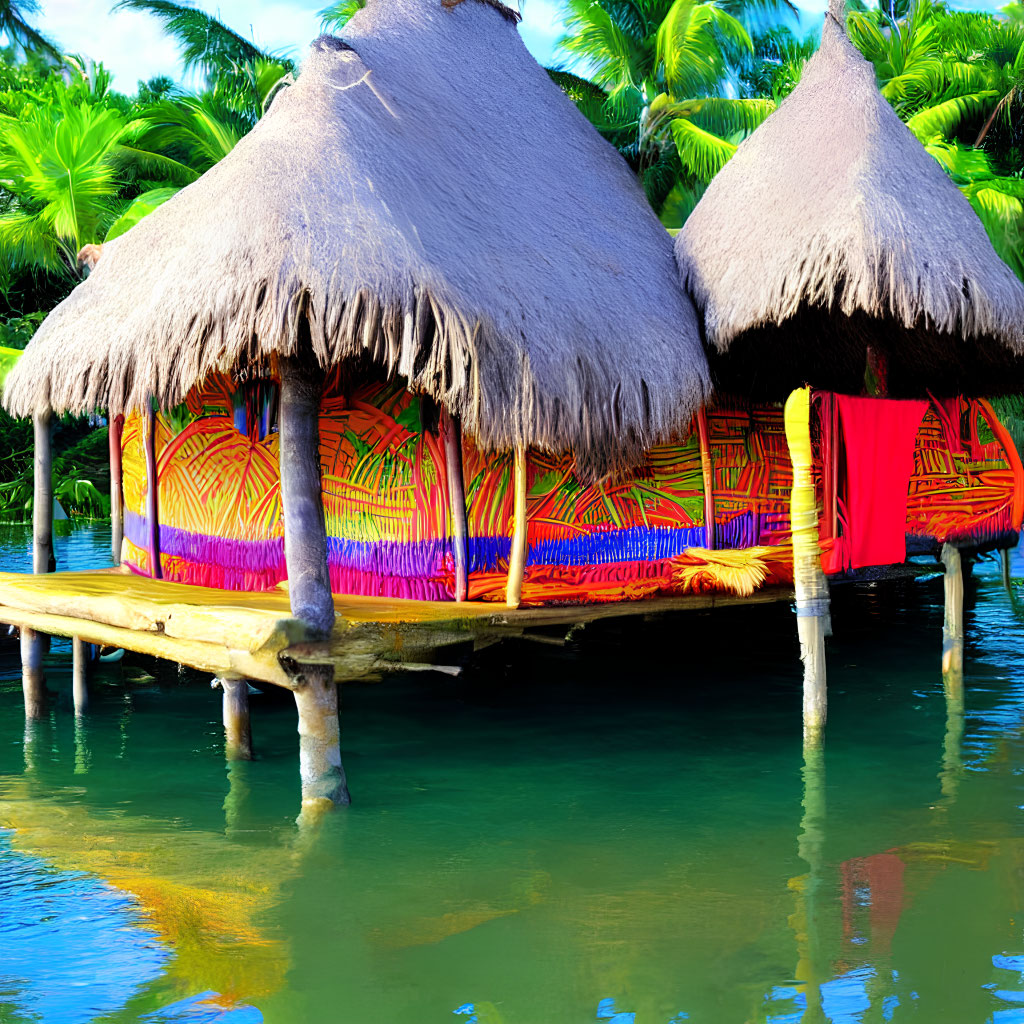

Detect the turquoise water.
[{"left": 1, "top": 525, "right": 1024, "bottom": 1022}]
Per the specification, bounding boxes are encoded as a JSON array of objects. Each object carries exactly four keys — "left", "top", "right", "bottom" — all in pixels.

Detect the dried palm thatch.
[
  {"left": 3, "top": 0, "right": 709, "bottom": 477},
  {"left": 674, "top": 0, "right": 1024, "bottom": 399}
]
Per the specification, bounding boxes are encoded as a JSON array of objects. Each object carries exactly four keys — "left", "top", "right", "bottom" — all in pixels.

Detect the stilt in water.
[
  {"left": 21, "top": 627, "right": 46, "bottom": 720},
  {"left": 294, "top": 664, "right": 350, "bottom": 820},
  {"left": 21, "top": 413, "right": 54, "bottom": 719},
  {"left": 506, "top": 446, "right": 528, "bottom": 609},
  {"left": 941, "top": 542, "right": 965, "bottom": 689},
  {"left": 784, "top": 387, "right": 830, "bottom": 746},
  {"left": 72, "top": 636, "right": 90, "bottom": 716},
  {"left": 279, "top": 345, "right": 349, "bottom": 810},
  {"left": 217, "top": 677, "right": 253, "bottom": 761},
  {"left": 1001, "top": 546, "right": 1012, "bottom": 594}
]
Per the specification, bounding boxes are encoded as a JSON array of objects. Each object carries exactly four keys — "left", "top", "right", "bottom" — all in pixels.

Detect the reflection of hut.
[{"left": 675, "top": 0, "right": 1024, "bottom": 735}]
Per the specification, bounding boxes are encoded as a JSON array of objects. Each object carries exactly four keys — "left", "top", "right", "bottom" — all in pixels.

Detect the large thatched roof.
[
  {"left": 5, "top": 0, "right": 708, "bottom": 475},
  {"left": 674, "top": 0, "right": 1024, "bottom": 398}
]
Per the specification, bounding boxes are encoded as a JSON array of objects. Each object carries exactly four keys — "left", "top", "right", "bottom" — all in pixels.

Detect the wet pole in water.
[
  {"left": 784, "top": 387, "right": 830, "bottom": 746},
  {"left": 279, "top": 350, "right": 350, "bottom": 812},
  {"left": 216, "top": 677, "right": 252, "bottom": 761},
  {"left": 941, "top": 542, "right": 964, "bottom": 689},
  {"left": 22, "top": 410, "right": 54, "bottom": 719},
  {"left": 72, "top": 636, "right": 90, "bottom": 716}
]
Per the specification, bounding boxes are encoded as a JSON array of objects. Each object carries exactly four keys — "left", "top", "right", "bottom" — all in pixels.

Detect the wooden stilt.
[
  {"left": 278, "top": 354, "right": 334, "bottom": 639},
  {"left": 696, "top": 407, "right": 716, "bottom": 550},
  {"left": 144, "top": 401, "right": 162, "bottom": 579},
  {"left": 219, "top": 677, "right": 253, "bottom": 761},
  {"left": 109, "top": 413, "right": 124, "bottom": 565},
  {"left": 21, "top": 412, "right": 53, "bottom": 717},
  {"left": 33, "top": 412, "right": 54, "bottom": 575},
  {"left": 941, "top": 542, "right": 964, "bottom": 687},
  {"left": 294, "top": 664, "right": 350, "bottom": 814},
  {"left": 72, "top": 635, "right": 89, "bottom": 716},
  {"left": 1002, "top": 546, "right": 1012, "bottom": 593},
  {"left": 21, "top": 627, "right": 46, "bottom": 720},
  {"left": 441, "top": 410, "right": 469, "bottom": 602},
  {"left": 784, "top": 388, "right": 829, "bottom": 746},
  {"left": 506, "top": 446, "right": 528, "bottom": 610}
]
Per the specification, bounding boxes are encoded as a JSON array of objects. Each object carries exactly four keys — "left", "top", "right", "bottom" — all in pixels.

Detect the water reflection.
[{"left": 1, "top": 526, "right": 1024, "bottom": 1021}]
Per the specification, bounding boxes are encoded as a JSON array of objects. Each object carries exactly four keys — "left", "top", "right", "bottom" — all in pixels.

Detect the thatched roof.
[
  {"left": 674, "top": 0, "right": 1024, "bottom": 398},
  {"left": 5, "top": 0, "right": 709, "bottom": 475}
]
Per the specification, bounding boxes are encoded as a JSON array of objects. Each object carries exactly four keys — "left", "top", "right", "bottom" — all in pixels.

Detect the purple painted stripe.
[{"left": 125, "top": 511, "right": 284, "bottom": 572}]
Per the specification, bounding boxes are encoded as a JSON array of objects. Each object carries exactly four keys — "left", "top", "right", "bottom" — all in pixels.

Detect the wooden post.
[
  {"left": 20, "top": 628, "right": 46, "bottom": 720},
  {"left": 109, "top": 413, "right": 124, "bottom": 565},
  {"left": 1002, "top": 546, "right": 1012, "bottom": 594},
  {"left": 72, "top": 635, "right": 89, "bottom": 716},
  {"left": 278, "top": 355, "right": 334, "bottom": 638},
  {"left": 784, "top": 388, "right": 830, "bottom": 746},
  {"left": 696, "top": 407, "right": 715, "bottom": 549},
  {"left": 144, "top": 402, "right": 162, "bottom": 579},
  {"left": 219, "top": 677, "right": 252, "bottom": 761},
  {"left": 506, "top": 446, "right": 528, "bottom": 610},
  {"left": 441, "top": 410, "right": 469, "bottom": 602},
  {"left": 21, "top": 411, "right": 53, "bottom": 717},
  {"left": 33, "top": 411, "right": 54, "bottom": 574},
  {"left": 941, "top": 542, "right": 965, "bottom": 688},
  {"left": 294, "top": 665, "right": 350, "bottom": 815}
]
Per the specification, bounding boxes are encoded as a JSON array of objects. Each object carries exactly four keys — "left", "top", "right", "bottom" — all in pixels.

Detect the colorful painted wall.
[{"left": 119, "top": 377, "right": 1022, "bottom": 604}]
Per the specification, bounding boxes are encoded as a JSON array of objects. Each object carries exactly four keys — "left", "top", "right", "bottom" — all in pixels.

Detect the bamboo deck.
[{"left": 0, "top": 569, "right": 794, "bottom": 687}]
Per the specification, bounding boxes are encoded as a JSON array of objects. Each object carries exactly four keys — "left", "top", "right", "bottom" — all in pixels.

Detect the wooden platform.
[{"left": 0, "top": 569, "right": 794, "bottom": 688}]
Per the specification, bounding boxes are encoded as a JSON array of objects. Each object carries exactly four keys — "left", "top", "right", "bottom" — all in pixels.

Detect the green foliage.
[{"left": 320, "top": 0, "right": 367, "bottom": 32}]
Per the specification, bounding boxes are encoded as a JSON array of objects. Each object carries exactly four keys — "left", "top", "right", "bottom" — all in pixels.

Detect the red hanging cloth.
[{"left": 836, "top": 395, "right": 928, "bottom": 570}]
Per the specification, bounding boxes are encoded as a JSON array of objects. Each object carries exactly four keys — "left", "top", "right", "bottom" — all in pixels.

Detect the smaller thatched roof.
[
  {"left": 674, "top": 0, "right": 1024, "bottom": 398},
  {"left": 5, "top": 0, "right": 709, "bottom": 475}
]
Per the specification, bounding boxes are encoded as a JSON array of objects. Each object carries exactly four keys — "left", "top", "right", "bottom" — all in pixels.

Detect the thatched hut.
[
  {"left": 674, "top": 0, "right": 1024, "bottom": 735},
  {"left": 675, "top": 0, "right": 1024, "bottom": 400},
  {"left": 4, "top": 0, "right": 721, "bottom": 623}
]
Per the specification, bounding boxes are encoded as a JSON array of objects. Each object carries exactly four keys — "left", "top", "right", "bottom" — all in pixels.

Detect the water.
[{"left": 1, "top": 524, "right": 1024, "bottom": 1023}]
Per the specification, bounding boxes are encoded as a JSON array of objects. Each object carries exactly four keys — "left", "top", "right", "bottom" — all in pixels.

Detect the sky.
[
  {"left": 34, "top": 0, "right": 567, "bottom": 91},
  {"left": 30, "top": 0, "right": 1008, "bottom": 93}
]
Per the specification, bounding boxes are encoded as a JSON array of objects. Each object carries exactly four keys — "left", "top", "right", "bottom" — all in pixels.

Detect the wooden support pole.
[
  {"left": 22, "top": 412, "right": 53, "bottom": 717},
  {"left": 278, "top": 355, "right": 334, "bottom": 639},
  {"left": 109, "top": 413, "right": 124, "bottom": 565},
  {"left": 784, "top": 388, "right": 830, "bottom": 746},
  {"left": 144, "top": 402, "right": 162, "bottom": 579},
  {"left": 941, "top": 542, "right": 965, "bottom": 688},
  {"left": 72, "top": 635, "right": 89, "bottom": 716},
  {"left": 1002, "top": 546, "right": 1012, "bottom": 594},
  {"left": 20, "top": 627, "right": 46, "bottom": 720},
  {"left": 294, "top": 664, "right": 350, "bottom": 815},
  {"left": 506, "top": 446, "right": 528, "bottom": 610},
  {"left": 33, "top": 411, "right": 54, "bottom": 574},
  {"left": 219, "top": 677, "right": 252, "bottom": 761},
  {"left": 696, "top": 407, "right": 716, "bottom": 549},
  {"left": 441, "top": 410, "right": 469, "bottom": 602}
]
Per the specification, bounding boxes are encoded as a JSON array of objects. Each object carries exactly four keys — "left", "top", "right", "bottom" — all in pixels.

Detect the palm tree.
[
  {"left": 320, "top": 0, "right": 367, "bottom": 32},
  {"left": 557, "top": 0, "right": 777, "bottom": 220},
  {"left": 111, "top": 0, "right": 293, "bottom": 83},
  {"left": 0, "top": 0, "right": 60, "bottom": 60}
]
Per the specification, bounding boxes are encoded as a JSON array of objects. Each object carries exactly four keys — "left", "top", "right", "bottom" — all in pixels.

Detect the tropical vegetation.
[{"left": 0, "top": 0, "right": 1022, "bottom": 519}]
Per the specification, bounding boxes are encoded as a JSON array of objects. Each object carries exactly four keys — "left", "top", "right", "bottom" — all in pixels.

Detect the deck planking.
[{"left": 0, "top": 569, "right": 795, "bottom": 687}]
